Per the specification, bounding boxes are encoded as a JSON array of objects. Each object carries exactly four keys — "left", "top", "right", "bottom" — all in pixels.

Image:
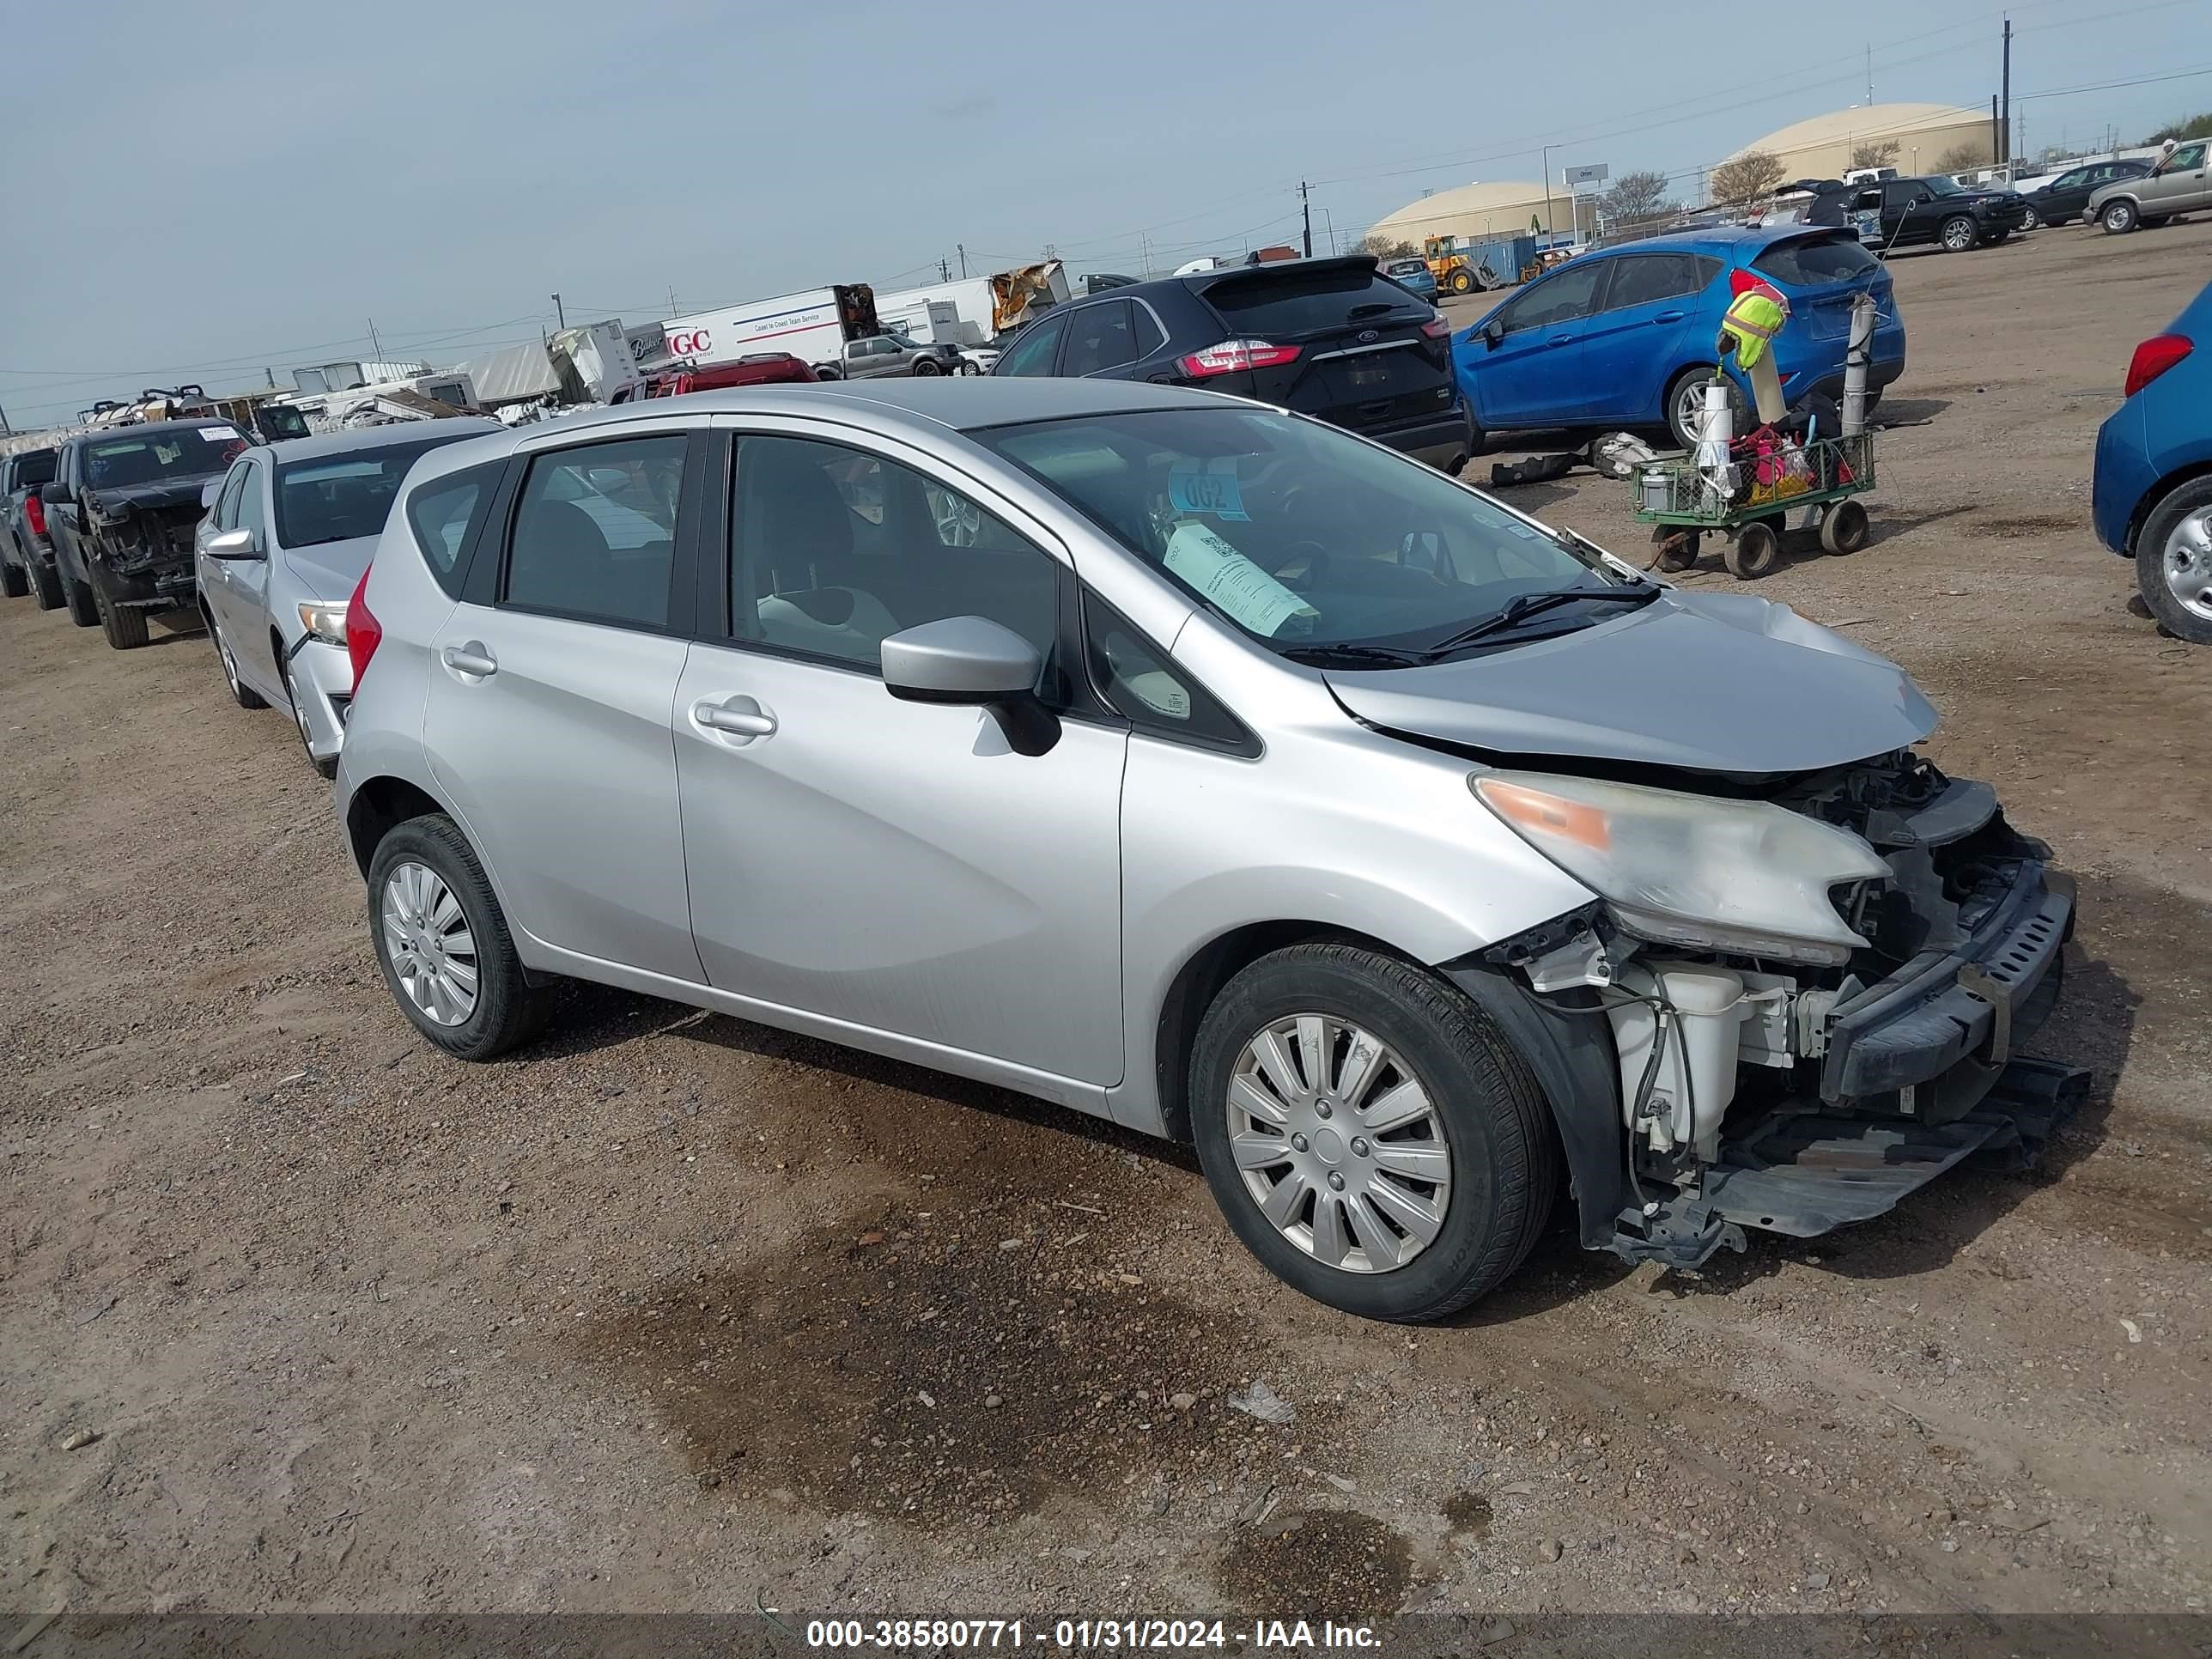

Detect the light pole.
[
  {"left": 1320, "top": 208, "right": 1336, "bottom": 255},
  {"left": 1540, "top": 144, "right": 1554, "bottom": 240}
]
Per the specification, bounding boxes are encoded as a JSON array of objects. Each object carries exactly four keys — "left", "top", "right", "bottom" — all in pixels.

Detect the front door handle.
[
  {"left": 441, "top": 641, "right": 497, "bottom": 678},
  {"left": 1547, "top": 335, "right": 1576, "bottom": 347},
  {"left": 691, "top": 695, "right": 777, "bottom": 743}
]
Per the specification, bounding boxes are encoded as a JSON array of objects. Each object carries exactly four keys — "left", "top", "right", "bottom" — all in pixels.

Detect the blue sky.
[{"left": 1, "top": 0, "right": 2203, "bottom": 426}]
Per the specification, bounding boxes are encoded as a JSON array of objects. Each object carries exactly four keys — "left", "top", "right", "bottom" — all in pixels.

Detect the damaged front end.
[
  {"left": 87, "top": 490, "right": 204, "bottom": 608},
  {"left": 1474, "top": 751, "right": 2084, "bottom": 1269}
]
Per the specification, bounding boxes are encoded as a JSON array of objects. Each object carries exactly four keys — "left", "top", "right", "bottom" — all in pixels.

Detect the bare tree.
[
  {"left": 1710, "top": 149, "right": 1785, "bottom": 206},
  {"left": 1849, "top": 139, "right": 1901, "bottom": 170},
  {"left": 1599, "top": 169, "right": 1675, "bottom": 227},
  {"left": 1359, "top": 233, "right": 1420, "bottom": 259},
  {"left": 1936, "top": 138, "right": 1992, "bottom": 173}
]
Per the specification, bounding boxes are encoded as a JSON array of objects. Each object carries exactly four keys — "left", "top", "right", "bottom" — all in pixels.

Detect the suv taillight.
[
  {"left": 1178, "top": 339, "right": 1302, "bottom": 378},
  {"left": 1420, "top": 314, "right": 1453, "bottom": 338},
  {"left": 345, "top": 565, "right": 383, "bottom": 687},
  {"left": 23, "top": 493, "right": 45, "bottom": 537},
  {"left": 2124, "top": 332, "right": 2192, "bottom": 398}
]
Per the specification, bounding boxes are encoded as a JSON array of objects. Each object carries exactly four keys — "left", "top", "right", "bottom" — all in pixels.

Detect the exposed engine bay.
[{"left": 1484, "top": 749, "right": 2084, "bottom": 1267}]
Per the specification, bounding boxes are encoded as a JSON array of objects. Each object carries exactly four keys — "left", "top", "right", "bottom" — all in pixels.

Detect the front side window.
[
  {"left": 1085, "top": 595, "right": 1249, "bottom": 750},
  {"left": 978, "top": 408, "right": 1646, "bottom": 665},
  {"left": 1494, "top": 263, "right": 1607, "bottom": 334},
  {"left": 994, "top": 315, "right": 1066, "bottom": 377},
  {"left": 234, "top": 461, "right": 268, "bottom": 544},
  {"left": 727, "top": 434, "right": 1063, "bottom": 685},
  {"left": 2170, "top": 143, "right": 2207, "bottom": 171},
  {"left": 504, "top": 434, "right": 685, "bottom": 629},
  {"left": 215, "top": 465, "right": 247, "bottom": 530}
]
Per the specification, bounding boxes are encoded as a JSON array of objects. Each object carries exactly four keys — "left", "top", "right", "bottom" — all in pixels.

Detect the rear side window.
[
  {"left": 1063, "top": 301, "right": 1138, "bottom": 375},
  {"left": 1601, "top": 253, "right": 1715, "bottom": 309},
  {"left": 1753, "top": 234, "right": 1879, "bottom": 286},
  {"left": 407, "top": 459, "right": 505, "bottom": 595},
  {"left": 1204, "top": 268, "right": 1425, "bottom": 337},
  {"left": 503, "top": 434, "right": 685, "bottom": 629}
]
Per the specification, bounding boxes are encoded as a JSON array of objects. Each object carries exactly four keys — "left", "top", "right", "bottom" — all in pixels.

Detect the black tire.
[
  {"left": 1648, "top": 526, "right": 1700, "bottom": 572},
  {"left": 911, "top": 359, "right": 941, "bottom": 376},
  {"left": 1188, "top": 942, "right": 1559, "bottom": 1322},
  {"left": 2133, "top": 475, "right": 2212, "bottom": 646},
  {"left": 204, "top": 606, "right": 269, "bottom": 708},
  {"left": 1448, "top": 268, "right": 1474, "bottom": 295},
  {"left": 1820, "top": 498, "right": 1870, "bottom": 556},
  {"left": 283, "top": 652, "right": 337, "bottom": 778},
  {"left": 29, "top": 560, "right": 63, "bottom": 611},
  {"left": 64, "top": 576, "right": 100, "bottom": 629},
  {"left": 1664, "top": 367, "right": 1742, "bottom": 451},
  {"left": 2019, "top": 205, "right": 2040, "bottom": 231},
  {"left": 366, "top": 812, "right": 550, "bottom": 1060},
  {"left": 0, "top": 558, "right": 27, "bottom": 599},
  {"left": 1726, "top": 518, "right": 1782, "bottom": 578},
  {"left": 2101, "top": 199, "right": 2138, "bottom": 234},
  {"left": 94, "top": 584, "right": 149, "bottom": 649},
  {"left": 1938, "top": 215, "right": 1978, "bottom": 253}
]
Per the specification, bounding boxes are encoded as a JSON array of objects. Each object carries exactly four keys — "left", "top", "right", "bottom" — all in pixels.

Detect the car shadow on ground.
[{"left": 1872, "top": 396, "right": 1953, "bottom": 426}]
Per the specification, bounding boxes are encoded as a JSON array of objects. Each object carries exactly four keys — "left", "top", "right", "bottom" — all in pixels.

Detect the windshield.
[
  {"left": 976, "top": 408, "right": 1638, "bottom": 660},
  {"left": 275, "top": 434, "right": 476, "bottom": 549},
  {"left": 1922, "top": 175, "right": 1966, "bottom": 197},
  {"left": 84, "top": 426, "right": 246, "bottom": 488}
]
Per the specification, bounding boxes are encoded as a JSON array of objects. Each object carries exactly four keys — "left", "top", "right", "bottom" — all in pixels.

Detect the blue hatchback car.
[
  {"left": 2093, "top": 277, "right": 2212, "bottom": 642},
  {"left": 1453, "top": 227, "right": 1906, "bottom": 449},
  {"left": 1382, "top": 257, "right": 1440, "bottom": 304}
]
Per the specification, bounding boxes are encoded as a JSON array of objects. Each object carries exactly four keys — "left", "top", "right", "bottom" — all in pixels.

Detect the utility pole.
[
  {"left": 668, "top": 285, "right": 679, "bottom": 317},
  {"left": 0, "top": 404, "right": 11, "bottom": 436},
  {"left": 550, "top": 292, "right": 566, "bottom": 329},
  {"left": 1540, "top": 145, "right": 1555, "bottom": 240},
  {"left": 1864, "top": 41, "right": 1873, "bottom": 105},
  {"left": 939, "top": 258, "right": 951, "bottom": 281},
  {"left": 1320, "top": 208, "right": 1336, "bottom": 256},
  {"left": 1990, "top": 95, "right": 2001, "bottom": 169},
  {"left": 264, "top": 367, "right": 275, "bottom": 387},
  {"left": 368, "top": 317, "right": 384, "bottom": 364},
  {"left": 957, "top": 243, "right": 967, "bottom": 277},
  {"left": 2000, "top": 15, "right": 2013, "bottom": 164},
  {"left": 1300, "top": 179, "right": 1313, "bottom": 258}
]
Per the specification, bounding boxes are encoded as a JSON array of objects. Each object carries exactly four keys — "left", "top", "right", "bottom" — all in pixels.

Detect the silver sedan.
[{"left": 194, "top": 421, "right": 497, "bottom": 775}]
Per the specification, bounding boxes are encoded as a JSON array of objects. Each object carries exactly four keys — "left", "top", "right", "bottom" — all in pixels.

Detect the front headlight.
[
  {"left": 1473, "top": 770, "right": 1890, "bottom": 964},
  {"left": 297, "top": 600, "right": 349, "bottom": 646}
]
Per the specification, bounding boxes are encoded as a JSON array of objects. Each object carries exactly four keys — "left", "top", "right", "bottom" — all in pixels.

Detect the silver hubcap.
[
  {"left": 2162, "top": 507, "right": 2212, "bottom": 622},
  {"left": 1227, "top": 1014, "right": 1452, "bottom": 1274},
  {"left": 380, "top": 861, "right": 479, "bottom": 1025},
  {"left": 1944, "top": 221, "right": 1972, "bottom": 249}
]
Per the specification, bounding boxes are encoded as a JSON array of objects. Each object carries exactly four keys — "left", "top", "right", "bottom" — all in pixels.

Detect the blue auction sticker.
[{"left": 1169, "top": 459, "right": 1250, "bottom": 521}]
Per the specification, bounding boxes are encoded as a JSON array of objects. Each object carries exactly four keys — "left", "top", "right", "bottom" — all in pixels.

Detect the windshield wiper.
[
  {"left": 1279, "top": 641, "right": 1433, "bottom": 668},
  {"left": 1422, "top": 586, "right": 1660, "bottom": 656}
]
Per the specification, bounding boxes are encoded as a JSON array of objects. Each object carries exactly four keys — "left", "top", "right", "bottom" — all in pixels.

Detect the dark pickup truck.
[
  {"left": 44, "top": 418, "right": 247, "bottom": 648},
  {"left": 0, "top": 446, "right": 63, "bottom": 609}
]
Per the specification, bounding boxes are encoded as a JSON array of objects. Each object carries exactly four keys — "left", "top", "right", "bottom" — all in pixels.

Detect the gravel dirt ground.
[{"left": 3, "top": 219, "right": 2209, "bottom": 1629}]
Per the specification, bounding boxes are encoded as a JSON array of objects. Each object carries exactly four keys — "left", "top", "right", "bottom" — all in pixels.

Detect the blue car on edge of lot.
[
  {"left": 2093, "top": 277, "right": 2212, "bottom": 643},
  {"left": 1453, "top": 226, "right": 1906, "bottom": 450},
  {"left": 1382, "top": 257, "right": 1440, "bottom": 304}
]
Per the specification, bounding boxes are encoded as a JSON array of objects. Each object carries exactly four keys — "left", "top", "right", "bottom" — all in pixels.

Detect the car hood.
[
  {"left": 87, "top": 477, "right": 221, "bottom": 514},
  {"left": 281, "top": 534, "right": 378, "bottom": 601},
  {"left": 1323, "top": 590, "right": 1938, "bottom": 775}
]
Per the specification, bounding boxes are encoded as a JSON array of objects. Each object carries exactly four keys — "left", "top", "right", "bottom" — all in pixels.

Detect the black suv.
[
  {"left": 0, "top": 446, "right": 63, "bottom": 609},
  {"left": 991, "top": 256, "right": 1473, "bottom": 471},
  {"left": 43, "top": 419, "right": 247, "bottom": 648},
  {"left": 1837, "top": 175, "right": 2029, "bottom": 253}
]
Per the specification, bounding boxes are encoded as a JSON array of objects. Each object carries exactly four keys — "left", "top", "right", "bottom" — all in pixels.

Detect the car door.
[
  {"left": 1573, "top": 252, "right": 1706, "bottom": 424},
  {"left": 2041, "top": 167, "right": 2087, "bottom": 216},
  {"left": 2148, "top": 143, "right": 2210, "bottom": 213},
  {"left": 1060, "top": 299, "right": 1141, "bottom": 380},
  {"left": 672, "top": 419, "right": 1127, "bottom": 1091},
  {"left": 1881, "top": 179, "right": 1929, "bottom": 245},
  {"left": 223, "top": 459, "right": 286, "bottom": 691},
  {"left": 423, "top": 426, "right": 703, "bottom": 981},
  {"left": 1457, "top": 258, "right": 1610, "bottom": 429},
  {"left": 46, "top": 445, "right": 84, "bottom": 578},
  {"left": 199, "top": 460, "right": 250, "bottom": 642}
]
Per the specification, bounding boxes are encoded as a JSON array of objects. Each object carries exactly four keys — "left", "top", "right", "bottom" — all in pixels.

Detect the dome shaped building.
[
  {"left": 1732, "top": 103, "right": 1995, "bottom": 182},
  {"left": 1364, "top": 180, "right": 1585, "bottom": 249}
]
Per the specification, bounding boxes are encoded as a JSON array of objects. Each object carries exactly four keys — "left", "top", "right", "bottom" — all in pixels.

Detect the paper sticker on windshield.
[
  {"left": 199, "top": 426, "right": 240, "bottom": 441},
  {"left": 1169, "top": 459, "right": 1249, "bottom": 521},
  {"left": 1164, "top": 521, "right": 1318, "bottom": 639}
]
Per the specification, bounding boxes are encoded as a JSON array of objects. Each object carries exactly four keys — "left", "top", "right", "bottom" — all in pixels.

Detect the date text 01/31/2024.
[{"left": 805, "top": 1618, "right": 1382, "bottom": 1650}]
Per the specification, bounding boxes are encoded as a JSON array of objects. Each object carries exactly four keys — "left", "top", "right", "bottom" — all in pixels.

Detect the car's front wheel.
[
  {"left": 2102, "top": 198, "right": 2139, "bottom": 234},
  {"left": 93, "top": 584, "right": 149, "bottom": 649},
  {"left": 1188, "top": 942, "right": 1557, "bottom": 1322},
  {"left": 2136, "top": 477, "right": 2212, "bottom": 646},
  {"left": 2019, "top": 205, "right": 2040, "bottom": 230},
  {"left": 367, "top": 812, "right": 549, "bottom": 1060},
  {"left": 1940, "top": 215, "right": 1978, "bottom": 252}
]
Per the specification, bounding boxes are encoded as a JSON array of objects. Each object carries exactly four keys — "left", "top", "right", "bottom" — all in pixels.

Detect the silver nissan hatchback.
[{"left": 335, "top": 380, "right": 2077, "bottom": 1321}]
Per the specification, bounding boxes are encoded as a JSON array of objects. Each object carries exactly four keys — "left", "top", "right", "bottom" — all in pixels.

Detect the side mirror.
[
  {"left": 880, "top": 616, "right": 1058, "bottom": 756},
  {"left": 39, "top": 482, "right": 70, "bottom": 508},
  {"left": 205, "top": 527, "right": 262, "bottom": 560},
  {"left": 201, "top": 479, "right": 224, "bottom": 510},
  {"left": 1482, "top": 319, "right": 1505, "bottom": 348}
]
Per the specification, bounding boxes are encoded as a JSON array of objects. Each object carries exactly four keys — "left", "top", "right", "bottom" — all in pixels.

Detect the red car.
[{"left": 617, "top": 353, "right": 817, "bottom": 401}]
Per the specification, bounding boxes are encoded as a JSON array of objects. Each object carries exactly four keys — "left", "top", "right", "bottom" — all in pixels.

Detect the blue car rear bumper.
[{"left": 2093, "top": 397, "right": 2154, "bottom": 556}]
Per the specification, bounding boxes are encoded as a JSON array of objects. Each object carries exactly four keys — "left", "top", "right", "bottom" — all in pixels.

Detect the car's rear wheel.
[
  {"left": 911, "top": 359, "right": 940, "bottom": 376},
  {"left": 1665, "top": 367, "right": 1743, "bottom": 451},
  {"left": 2136, "top": 477, "right": 2212, "bottom": 646},
  {"left": 2102, "top": 199, "right": 2139, "bottom": 234},
  {"left": 1188, "top": 942, "right": 1557, "bottom": 1322},
  {"left": 94, "top": 585, "right": 149, "bottom": 649},
  {"left": 367, "top": 813, "right": 548, "bottom": 1060},
  {"left": 1939, "top": 215, "right": 1978, "bottom": 252},
  {"left": 29, "top": 560, "right": 63, "bottom": 611},
  {"left": 0, "top": 557, "right": 27, "bottom": 599},
  {"left": 2019, "top": 205, "right": 2040, "bottom": 230}
]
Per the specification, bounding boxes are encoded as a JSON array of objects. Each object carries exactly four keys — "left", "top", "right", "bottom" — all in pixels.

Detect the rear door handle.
[
  {"left": 691, "top": 694, "right": 776, "bottom": 743},
  {"left": 441, "top": 641, "right": 497, "bottom": 678},
  {"left": 1653, "top": 310, "right": 1686, "bottom": 323}
]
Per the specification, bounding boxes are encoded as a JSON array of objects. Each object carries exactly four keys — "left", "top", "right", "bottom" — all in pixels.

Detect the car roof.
[
  {"left": 1586, "top": 225, "right": 1836, "bottom": 258},
  {"left": 544, "top": 377, "right": 1227, "bottom": 436},
  {"left": 260, "top": 418, "right": 501, "bottom": 465},
  {"left": 69, "top": 417, "right": 239, "bottom": 444}
]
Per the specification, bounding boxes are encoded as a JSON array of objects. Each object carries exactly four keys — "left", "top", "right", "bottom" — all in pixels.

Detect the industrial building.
[
  {"left": 1364, "top": 179, "right": 1595, "bottom": 250},
  {"left": 1730, "top": 102, "right": 1996, "bottom": 183}
]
